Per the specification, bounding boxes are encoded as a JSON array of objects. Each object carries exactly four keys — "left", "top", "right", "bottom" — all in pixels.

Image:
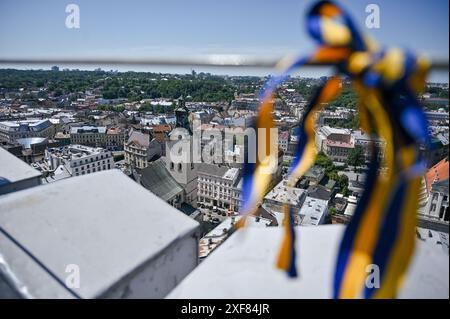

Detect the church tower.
[
  {"left": 165, "top": 96, "right": 198, "bottom": 208},
  {"left": 174, "top": 96, "right": 192, "bottom": 135}
]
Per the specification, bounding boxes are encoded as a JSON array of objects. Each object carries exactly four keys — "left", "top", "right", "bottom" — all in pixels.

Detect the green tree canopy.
[{"left": 347, "top": 145, "right": 365, "bottom": 168}]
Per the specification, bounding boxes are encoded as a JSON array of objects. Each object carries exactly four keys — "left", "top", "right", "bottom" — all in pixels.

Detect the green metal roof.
[{"left": 139, "top": 159, "right": 183, "bottom": 201}]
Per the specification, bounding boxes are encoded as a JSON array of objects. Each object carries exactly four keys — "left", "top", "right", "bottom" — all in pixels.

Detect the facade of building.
[
  {"left": 315, "top": 126, "right": 354, "bottom": 162},
  {"left": 231, "top": 178, "right": 243, "bottom": 214},
  {"left": 106, "top": 127, "right": 127, "bottom": 150},
  {"left": 70, "top": 126, "right": 107, "bottom": 147},
  {"left": 422, "top": 179, "right": 449, "bottom": 222},
  {"left": 0, "top": 119, "right": 54, "bottom": 144},
  {"left": 278, "top": 130, "right": 289, "bottom": 153},
  {"left": 124, "top": 129, "right": 149, "bottom": 169},
  {"left": 197, "top": 164, "right": 241, "bottom": 214},
  {"left": 70, "top": 126, "right": 126, "bottom": 150},
  {"left": 46, "top": 144, "right": 113, "bottom": 177}
]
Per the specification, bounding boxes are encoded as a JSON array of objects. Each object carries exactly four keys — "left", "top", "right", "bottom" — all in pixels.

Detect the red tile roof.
[{"left": 425, "top": 157, "right": 449, "bottom": 192}]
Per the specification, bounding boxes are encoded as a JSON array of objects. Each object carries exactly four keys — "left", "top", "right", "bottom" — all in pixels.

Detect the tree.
[
  {"left": 336, "top": 174, "right": 350, "bottom": 196},
  {"left": 328, "top": 207, "right": 338, "bottom": 216},
  {"left": 347, "top": 145, "right": 365, "bottom": 168},
  {"left": 315, "top": 152, "right": 335, "bottom": 174},
  {"left": 337, "top": 174, "right": 349, "bottom": 190},
  {"left": 155, "top": 104, "right": 165, "bottom": 114}
]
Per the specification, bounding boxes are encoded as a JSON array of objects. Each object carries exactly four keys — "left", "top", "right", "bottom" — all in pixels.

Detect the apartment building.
[
  {"left": 197, "top": 164, "right": 241, "bottom": 214},
  {"left": 70, "top": 125, "right": 126, "bottom": 150},
  {"left": 46, "top": 144, "right": 113, "bottom": 177},
  {"left": 315, "top": 126, "right": 354, "bottom": 162},
  {"left": 0, "top": 119, "right": 54, "bottom": 143},
  {"left": 279, "top": 130, "right": 289, "bottom": 153},
  {"left": 124, "top": 129, "right": 162, "bottom": 169}
]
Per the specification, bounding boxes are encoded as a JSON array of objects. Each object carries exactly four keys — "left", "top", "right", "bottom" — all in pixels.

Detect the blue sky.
[{"left": 0, "top": 0, "right": 448, "bottom": 80}]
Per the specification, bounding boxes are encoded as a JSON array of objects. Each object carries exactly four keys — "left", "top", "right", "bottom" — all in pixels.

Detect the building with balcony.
[{"left": 197, "top": 164, "right": 241, "bottom": 214}]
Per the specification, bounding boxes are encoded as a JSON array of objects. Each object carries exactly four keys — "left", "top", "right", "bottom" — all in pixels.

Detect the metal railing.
[{"left": 0, "top": 55, "right": 448, "bottom": 70}]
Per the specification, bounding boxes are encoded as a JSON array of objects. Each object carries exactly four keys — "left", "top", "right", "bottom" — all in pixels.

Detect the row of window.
[
  {"left": 198, "top": 177, "right": 232, "bottom": 188},
  {"left": 198, "top": 184, "right": 232, "bottom": 193},
  {"left": 74, "top": 164, "right": 111, "bottom": 175},
  {"left": 75, "top": 163, "right": 111, "bottom": 172},
  {"left": 72, "top": 156, "right": 111, "bottom": 167},
  {"left": 197, "top": 189, "right": 240, "bottom": 199},
  {"left": 169, "top": 162, "right": 195, "bottom": 171}
]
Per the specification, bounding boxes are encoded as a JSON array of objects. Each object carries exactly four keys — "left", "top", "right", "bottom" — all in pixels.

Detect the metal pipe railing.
[{"left": 0, "top": 55, "right": 448, "bottom": 70}]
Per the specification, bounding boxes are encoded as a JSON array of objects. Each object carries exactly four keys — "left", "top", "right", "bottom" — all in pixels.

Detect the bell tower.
[
  {"left": 175, "top": 96, "right": 192, "bottom": 135},
  {"left": 165, "top": 96, "right": 198, "bottom": 207}
]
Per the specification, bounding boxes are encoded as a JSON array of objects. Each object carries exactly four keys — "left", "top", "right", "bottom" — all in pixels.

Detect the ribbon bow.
[{"left": 239, "top": 0, "right": 430, "bottom": 299}]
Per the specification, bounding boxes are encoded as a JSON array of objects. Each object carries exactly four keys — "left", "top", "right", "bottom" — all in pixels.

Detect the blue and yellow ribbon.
[{"left": 239, "top": 0, "right": 430, "bottom": 297}]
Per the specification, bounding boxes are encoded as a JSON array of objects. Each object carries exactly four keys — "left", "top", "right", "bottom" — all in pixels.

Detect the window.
[
  {"left": 170, "top": 162, "right": 174, "bottom": 170},
  {"left": 178, "top": 163, "right": 182, "bottom": 172}
]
